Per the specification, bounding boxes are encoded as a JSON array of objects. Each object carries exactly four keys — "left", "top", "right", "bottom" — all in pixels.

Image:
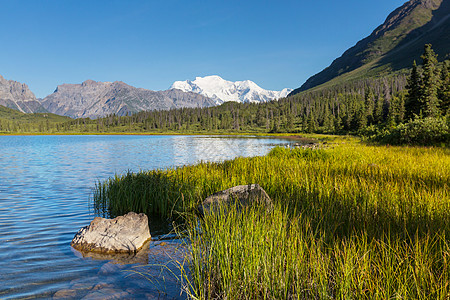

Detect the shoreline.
[
  {"left": 0, "top": 131, "right": 349, "bottom": 143},
  {"left": 93, "top": 140, "right": 450, "bottom": 298},
  {"left": 0, "top": 131, "right": 329, "bottom": 139}
]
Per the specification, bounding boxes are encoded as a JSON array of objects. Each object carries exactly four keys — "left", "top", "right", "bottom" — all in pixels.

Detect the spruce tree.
[
  {"left": 398, "top": 94, "right": 406, "bottom": 123},
  {"left": 285, "top": 114, "right": 294, "bottom": 131},
  {"left": 374, "top": 94, "right": 384, "bottom": 124},
  {"left": 306, "top": 111, "right": 317, "bottom": 133},
  {"left": 387, "top": 96, "right": 404, "bottom": 127},
  {"left": 323, "top": 106, "right": 334, "bottom": 132},
  {"left": 334, "top": 115, "right": 342, "bottom": 132},
  {"left": 405, "top": 60, "right": 422, "bottom": 119},
  {"left": 356, "top": 106, "right": 368, "bottom": 130},
  {"left": 364, "top": 90, "right": 375, "bottom": 125},
  {"left": 439, "top": 60, "right": 450, "bottom": 115},
  {"left": 420, "top": 44, "right": 441, "bottom": 117}
]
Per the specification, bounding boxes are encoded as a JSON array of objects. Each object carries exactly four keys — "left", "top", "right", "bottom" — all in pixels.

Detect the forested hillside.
[
  {"left": 0, "top": 106, "right": 71, "bottom": 133},
  {"left": 291, "top": 0, "right": 450, "bottom": 94}
]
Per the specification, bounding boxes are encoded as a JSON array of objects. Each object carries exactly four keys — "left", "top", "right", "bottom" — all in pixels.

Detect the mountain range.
[
  {"left": 171, "top": 75, "right": 292, "bottom": 105},
  {"left": 291, "top": 0, "right": 450, "bottom": 95},
  {"left": 1, "top": 75, "right": 291, "bottom": 119},
  {"left": 2, "top": 0, "right": 449, "bottom": 119},
  {"left": 40, "top": 80, "right": 216, "bottom": 119}
]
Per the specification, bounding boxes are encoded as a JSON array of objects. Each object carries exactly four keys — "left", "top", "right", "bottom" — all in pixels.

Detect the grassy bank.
[{"left": 93, "top": 138, "right": 450, "bottom": 299}]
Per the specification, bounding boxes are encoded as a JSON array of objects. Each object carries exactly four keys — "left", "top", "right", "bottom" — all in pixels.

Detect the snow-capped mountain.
[{"left": 170, "top": 75, "right": 292, "bottom": 105}]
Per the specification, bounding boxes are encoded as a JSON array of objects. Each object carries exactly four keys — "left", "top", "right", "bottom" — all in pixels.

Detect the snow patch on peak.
[{"left": 170, "top": 75, "right": 292, "bottom": 105}]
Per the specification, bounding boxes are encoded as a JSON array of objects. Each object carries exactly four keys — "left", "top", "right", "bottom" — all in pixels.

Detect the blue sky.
[{"left": 0, "top": 0, "right": 406, "bottom": 98}]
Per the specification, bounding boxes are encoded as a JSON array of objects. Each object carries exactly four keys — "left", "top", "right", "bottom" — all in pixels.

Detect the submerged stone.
[
  {"left": 71, "top": 212, "right": 151, "bottom": 254},
  {"left": 53, "top": 289, "right": 78, "bottom": 299},
  {"left": 200, "top": 184, "right": 272, "bottom": 215},
  {"left": 81, "top": 288, "right": 129, "bottom": 300}
]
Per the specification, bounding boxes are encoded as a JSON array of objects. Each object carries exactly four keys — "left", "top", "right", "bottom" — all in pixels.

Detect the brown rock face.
[
  {"left": 71, "top": 212, "right": 151, "bottom": 254},
  {"left": 200, "top": 184, "right": 273, "bottom": 215}
]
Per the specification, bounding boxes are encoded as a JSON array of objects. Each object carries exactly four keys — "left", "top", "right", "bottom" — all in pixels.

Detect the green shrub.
[{"left": 366, "top": 117, "right": 450, "bottom": 146}]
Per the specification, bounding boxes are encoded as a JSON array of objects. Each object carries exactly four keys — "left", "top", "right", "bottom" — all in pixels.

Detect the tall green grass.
[
  {"left": 185, "top": 204, "right": 450, "bottom": 299},
  {"left": 93, "top": 139, "right": 450, "bottom": 298}
]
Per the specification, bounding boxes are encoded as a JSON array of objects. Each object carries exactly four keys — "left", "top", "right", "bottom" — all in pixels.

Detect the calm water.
[{"left": 0, "top": 135, "right": 290, "bottom": 299}]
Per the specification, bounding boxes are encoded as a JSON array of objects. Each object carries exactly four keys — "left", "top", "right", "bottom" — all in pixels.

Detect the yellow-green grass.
[
  {"left": 185, "top": 204, "right": 450, "bottom": 299},
  {"left": 93, "top": 138, "right": 450, "bottom": 299}
]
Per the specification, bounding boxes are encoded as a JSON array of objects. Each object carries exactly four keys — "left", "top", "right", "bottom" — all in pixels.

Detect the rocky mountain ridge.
[
  {"left": 40, "top": 79, "right": 216, "bottom": 119},
  {"left": 0, "top": 75, "right": 46, "bottom": 113}
]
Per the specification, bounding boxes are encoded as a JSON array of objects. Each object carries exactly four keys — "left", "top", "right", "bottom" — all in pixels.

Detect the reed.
[
  {"left": 184, "top": 205, "right": 450, "bottom": 299},
  {"left": 93, "top": 138, "right": 450, "bottom": 298}
]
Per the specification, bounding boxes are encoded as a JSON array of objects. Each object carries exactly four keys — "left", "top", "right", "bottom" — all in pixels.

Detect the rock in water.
[
  {"left": 200, "top": 184, "right": 272, "bottom": 215},
  {"left": 71, "top": 212, "right": 151, "bottom": 254}
]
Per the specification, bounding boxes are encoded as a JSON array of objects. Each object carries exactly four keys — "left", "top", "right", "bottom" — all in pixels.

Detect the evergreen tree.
[
  {"left": 301, "top": 115, "right": 308, "bottom": 132},
  {"left": 364, "top": 90, "right": 375, "bottom": 125},
  {"left": 382, "top": 97, "right": 391, "bottom": 124},
  {"left": 420, "top": 44, "right": 441, "bottom": 117},
  {"left": 397, "top": 94, "right": 406, "bottom": 123},
  {"left": 306, "top": 111, "right": 317, "bottom": 133},
  {"left": 334, "top": 115, "right": 343, "bottom": 132},
  {"left": 439, "top": 60, "right": 450, "bottom": 115},
  {"left": 405, "top": 60, "right": 422, "bottom": 119},
  {"left": 322, "top": 106, "right": 334, "bottom": 132},
  {"left": 285, "top": 114, "right": 294, "bottom": 131},
  {"left": 387, "top": 96, "right": 402, "bottom": 127},
  {"left": 355, "top": 105, "right": 368, "bottom": 131},
  {"left": 374, "top": 94, "right": 384, "bottom": 124},
  {"left": 256, "top": 107, "right": 265, "bottom": 127}
]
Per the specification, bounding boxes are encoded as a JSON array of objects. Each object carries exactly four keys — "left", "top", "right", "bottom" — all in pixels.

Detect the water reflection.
[
  {"left": 0, "top": 135, "right": 290, "bottom": 299},
  {"left": 171, "top": 136, "right": 283, "bottom": 166},
  {"left": 72, "top": 240, "right": 152, "bottom": 264}
]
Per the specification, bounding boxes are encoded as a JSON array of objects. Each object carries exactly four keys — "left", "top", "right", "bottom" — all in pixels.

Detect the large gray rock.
[
  {"left": 71, "top": 212, "right": 151, "bottom": 254},
  {"left": 200, "top": 184, "right": 272, "bottom": 215}
]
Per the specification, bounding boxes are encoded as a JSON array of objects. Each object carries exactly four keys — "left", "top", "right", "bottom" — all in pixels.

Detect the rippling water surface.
[{"left": 0, "top": 135, "right": 290, "bottom": 299}]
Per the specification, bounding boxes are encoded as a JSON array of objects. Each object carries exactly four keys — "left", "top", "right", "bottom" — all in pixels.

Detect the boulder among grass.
[
  {"left": 200, "top": 184, "right": 272, "bottom": 215},
  {"left": 71, "top": 212, "right": 151, "bottom": 254}
]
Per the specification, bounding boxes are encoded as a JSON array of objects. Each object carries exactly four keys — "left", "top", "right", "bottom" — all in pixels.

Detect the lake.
[{"left": 0, "top": 135, "right": 292, "bottom": 299}]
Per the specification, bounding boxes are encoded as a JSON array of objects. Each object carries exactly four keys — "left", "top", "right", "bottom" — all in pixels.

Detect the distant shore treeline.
[
  {"left": 0, "top": 73, "right": 412, "bottom": 133},
  {"left": 1, "top": 45, "right": 449, "bottom": 145}
]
